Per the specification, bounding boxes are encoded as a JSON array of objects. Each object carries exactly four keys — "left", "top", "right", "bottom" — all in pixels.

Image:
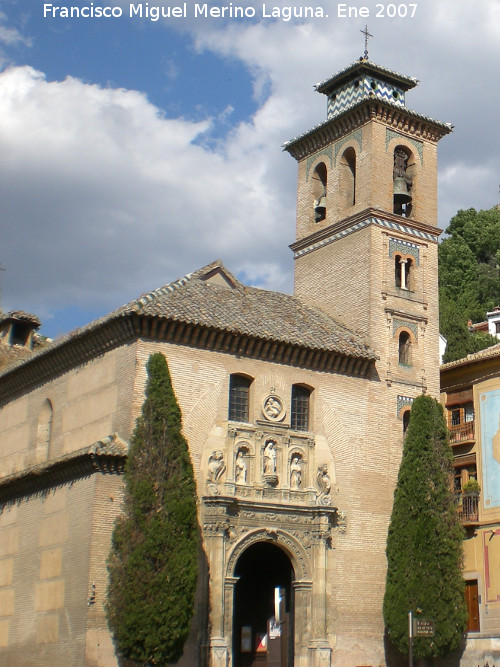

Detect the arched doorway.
[{"left": 232, "top": 542, "right": 294, "bottom": 667}]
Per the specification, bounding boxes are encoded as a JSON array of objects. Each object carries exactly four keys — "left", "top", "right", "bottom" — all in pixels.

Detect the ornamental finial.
[{"left": 360, "top": 25, "right": 373, "bottom": 60}]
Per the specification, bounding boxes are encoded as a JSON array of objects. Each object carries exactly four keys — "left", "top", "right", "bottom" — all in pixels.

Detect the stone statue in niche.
[
  {"left": 263, "top": 440, "right": 277, "bottom": 474},
  {"left": 207, "top": 450, "right": 226, "bottom": 495},
  {"left": 316, "top": 463, "right": 332, "bottom": 505},
  {"left": 290, "top": 455, "right": 302, "bottom": 490},
  {"left": 235, "top": 449, "right": 247, "bottom": 485}
]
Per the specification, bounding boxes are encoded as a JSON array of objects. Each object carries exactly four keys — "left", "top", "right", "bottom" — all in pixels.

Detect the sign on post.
[{"left": 413, "top": 618, "right": 435, "bottom": 637}]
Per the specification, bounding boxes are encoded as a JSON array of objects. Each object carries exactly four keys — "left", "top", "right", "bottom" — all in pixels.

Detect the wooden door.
[{"left": 465, "top": 580, "right": 480, "bottom": 632}]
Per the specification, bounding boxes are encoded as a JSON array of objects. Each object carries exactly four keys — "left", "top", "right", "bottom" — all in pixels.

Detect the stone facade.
[{"left": 0, "top": 58, "right": 451, "bottom": 666}]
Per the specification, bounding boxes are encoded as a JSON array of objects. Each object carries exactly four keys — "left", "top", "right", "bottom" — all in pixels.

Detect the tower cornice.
[
  {"left": 284, "top": 98, "right": 452, "bottom": 161},
  {"left": 290, "top": 208, "right": 442, "bottom": 259}
]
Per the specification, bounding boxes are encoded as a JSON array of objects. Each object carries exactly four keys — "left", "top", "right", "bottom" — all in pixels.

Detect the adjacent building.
[{"left": 441, "top": 344, "right": 500, "bottom": 664}]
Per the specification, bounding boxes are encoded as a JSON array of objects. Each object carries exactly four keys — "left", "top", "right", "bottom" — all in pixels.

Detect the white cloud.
[
  {"left": 0, "top": 65, "right": 294, "bottom": 325},
  {"left": 2, "top": 1, "right": 500, "bottom": 335}
]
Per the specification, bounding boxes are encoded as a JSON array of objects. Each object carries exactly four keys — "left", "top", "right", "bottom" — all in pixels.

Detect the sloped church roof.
[{"left": 0, "top": 261, "right": 376, "bottom": 401}]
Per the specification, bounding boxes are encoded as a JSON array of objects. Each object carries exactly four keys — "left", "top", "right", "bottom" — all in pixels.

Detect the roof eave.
[{"left": 284, "top": 98, "right": 453, "bottom": 161}]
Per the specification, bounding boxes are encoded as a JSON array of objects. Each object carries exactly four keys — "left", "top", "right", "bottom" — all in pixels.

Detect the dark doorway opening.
[{"left": 232, "top": 542, "right": 294, "bottom": 667}]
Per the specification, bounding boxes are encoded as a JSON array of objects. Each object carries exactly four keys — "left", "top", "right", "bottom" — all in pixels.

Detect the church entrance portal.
[{"left": 232, "top": 542, "right": 294, "bottom": 667}]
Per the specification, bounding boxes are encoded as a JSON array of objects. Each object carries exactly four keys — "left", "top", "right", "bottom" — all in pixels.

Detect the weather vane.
[{"left": 360, "top": 25, "right": 373, "bottom": 60}]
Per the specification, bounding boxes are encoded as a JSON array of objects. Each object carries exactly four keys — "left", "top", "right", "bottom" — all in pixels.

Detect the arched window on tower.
[
  {"left": 393, "top": 146, "right": 413, "bottom": 217},
  {"left": 37, "top": 399, "right": 53, "bottom": 460},
  {"left": 394, "top": 255, "right": 413, "bottom": 290},
  {"left": 403, "top": 409, "right": 411, "bottom": 434},
  {"left": 339, "top": 147, "right": 356, "bottom": 209},
  {"left": 312, "top": 162, "right": 327, "bottom": 223},
  {"left": 398, "top": 331, "right": 412, "bottom": 366}
]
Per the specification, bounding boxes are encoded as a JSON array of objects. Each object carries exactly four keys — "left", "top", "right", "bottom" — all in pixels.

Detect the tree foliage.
[
  {"left": 383, "top": 395, "right": 467, "bottom": 659},
  {"left": 106, "top": 353, "right": 199, "bottom": 665},
  {"left": 439, "top": 207, "right": 500, "bottom": 362}
]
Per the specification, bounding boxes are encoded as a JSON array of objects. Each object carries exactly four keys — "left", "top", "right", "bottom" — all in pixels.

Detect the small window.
[
  {"left": 402, "top": 410, "right": 411, "bottom": 434},
  {"left": 398, "top": 332, "right": 411, "bottom": 366},
  {"left": 464, "top": 403, "right": 474, "bottom": 423},
  {"left": 339, "top": 148, "right": 356, "bottom": 209},
  {"left": 393, "top": 146, "right": 413, "bottom": 217},
  {"left": 312, "top": 163, "right": 327, "bottom": 223},
  {"left": 291, "top": 385, "right": 311, "bottom": 431},
  {"left": 495, "top": 321, "right": 500, "bottom": 334},
  {"left": 451, "top": 409, "right": 461, "bottom": 427},
  {"left": 228, "top": 374, "right": 252, "bottom": 422},
  {"left": 394, "top": 255, "right": 413, "bottom": 290}
]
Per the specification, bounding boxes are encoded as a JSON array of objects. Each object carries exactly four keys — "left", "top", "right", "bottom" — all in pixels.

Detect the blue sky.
[{"left": 1, "top": 0, "right": 500, "bottom": 338}]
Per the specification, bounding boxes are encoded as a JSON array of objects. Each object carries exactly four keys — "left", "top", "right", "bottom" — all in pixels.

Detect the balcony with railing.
[
  {"left": 456, "top": 492, "right": 479, "bottom": 525},
  {"left": 449, "top": 420, "right": 475, "bottom": 445}
]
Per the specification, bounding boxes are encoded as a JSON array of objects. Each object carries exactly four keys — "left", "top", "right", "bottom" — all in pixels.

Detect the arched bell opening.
[
  {"left": 232, "top": 541, "right": 294, "bottom": 667},
  {"left": 339, "top": 147, "right": 356, "bottom": 209},
  {"left": 311, "top": 162, "right": 327, "bottom": 223},
  {"left": 393, "top": 145, "right": 414, "bottom": 217}
]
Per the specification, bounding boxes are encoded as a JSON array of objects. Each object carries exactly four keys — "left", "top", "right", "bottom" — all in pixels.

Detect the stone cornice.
[
  {"left": 290, "top": 208, "right": 441, "bottom": 259},
  {"left": 0, "top": 435, "right": 127, "bottom": 505},
  {"left": 284, "top": 98, "right": 452, "bottom": 161},
  {"left": 201, "top": 494, "right": 338, "bottom": 519},
  {"left": 0, "top": 313, "right": 376, "bottom": 406}
]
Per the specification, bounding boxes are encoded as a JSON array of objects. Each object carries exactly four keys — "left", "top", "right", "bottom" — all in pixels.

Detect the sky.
[{"left": 1, "top": 0, "right": 500, "bottom": 339}]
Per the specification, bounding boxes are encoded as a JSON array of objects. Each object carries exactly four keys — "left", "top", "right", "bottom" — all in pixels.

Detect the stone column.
[
  {"left": 308, "top": 514, "right": 332, "bottom": 666},
  {"left": 293, "top": 579, "right": 312, "bottom": 666},
  {"left": 203, "top": 517, "right": 230, "bottom": 667}
]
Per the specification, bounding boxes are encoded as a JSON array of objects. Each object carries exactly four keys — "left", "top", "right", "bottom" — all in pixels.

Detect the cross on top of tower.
[{"left": 360, "top": 25, "right": 373, "bottom": 60}]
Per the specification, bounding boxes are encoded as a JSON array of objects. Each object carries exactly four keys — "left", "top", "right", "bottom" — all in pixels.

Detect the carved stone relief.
[
  {"left": 207, "top": 450, "right": 225, "bottom": 495},
  {"left": 262, "top": 394, "right": 286, "bottom": 422},
  {"left": 316, "top": 464, "right": 332, "bottom": 506}
]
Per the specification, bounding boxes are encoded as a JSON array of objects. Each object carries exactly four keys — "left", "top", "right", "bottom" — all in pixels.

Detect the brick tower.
[
  {"left": 285, "top": 57, "right": 451, "bottom": 401},
  {"left": 284, "top": 58, "right": 452, "bottom": 663}
]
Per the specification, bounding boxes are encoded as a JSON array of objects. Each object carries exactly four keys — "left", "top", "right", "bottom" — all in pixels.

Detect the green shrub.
[
  {"left": 383, "top": 395, "right": 467, "bottom": 659},
  {"left": 106, "top": 353, "right": 199, "bottom": 665}
]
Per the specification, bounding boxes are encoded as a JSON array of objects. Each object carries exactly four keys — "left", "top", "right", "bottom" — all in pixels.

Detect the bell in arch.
[
  {"left": 393, "top": 176, "right": 412, "bottom": 205},
  {"left": 314, "top": 195, "right": 327, "bottom": 222}
]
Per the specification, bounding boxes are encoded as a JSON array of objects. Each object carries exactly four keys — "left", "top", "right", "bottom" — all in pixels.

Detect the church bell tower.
[{"left": 285, "top": 56, "right": 452, "bottom": 398}]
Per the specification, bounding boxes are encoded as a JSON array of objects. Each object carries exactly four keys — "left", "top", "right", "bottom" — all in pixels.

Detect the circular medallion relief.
[{"left": 262, "top": 394, "right": 286, "bottom": 422}]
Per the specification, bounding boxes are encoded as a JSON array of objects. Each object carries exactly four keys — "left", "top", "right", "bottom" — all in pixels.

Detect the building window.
[
  {"left": 312, "top": 162, "right": 327, "bottom": 223},
  {"left": 291, "top": 384, "right": 311, "bottom": 431},
  {"left": 393, "top": 146, "right": 413, "bottom": 217},
  {"left": 398, "top": 331, "right": 411, "bottom": 366},
  {"left": 228, "top": 374, "right": 252, "bottom": 422},
  {"left": 495, "top": 321, "right": 500, "bottom": 334},
  {"left": 448, "top": 402, "right": 475, "bottom": 444},
  {"left": 394, "top": 255, "right": 413, "bottom": 290},
  {"left": 402, "top": 409, "right": 411, "bottom": 434},
  {"left": 339, "top": 147, "right": 356, "bottom": 209}
]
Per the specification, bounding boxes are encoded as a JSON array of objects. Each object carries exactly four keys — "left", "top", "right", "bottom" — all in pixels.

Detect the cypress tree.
[
  {"left": 383, "top": 394, "right": 467, "bottom": 660},
  {"left": 106, "top": 353, "right": 199, "bottom": 665}
]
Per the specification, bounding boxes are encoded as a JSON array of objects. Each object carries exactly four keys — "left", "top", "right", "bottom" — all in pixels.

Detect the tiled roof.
[
  {"left": 315, "top": 59, "right": 418, "bottom": 94},
  {"left": 284, "top": 99, "right": 452, "bottom": 153},
  {"left": 0, "top": 334, "right": 51, "bottom": 371},
  {"left": 0, "top": 262, "right": 376, "bottom": 398},
  {"left": 441, "top": 342, "right": 500, "bottom": 370},
  {"left": 120, "top": 261, "right": 374, "bottom": 360},
  {"left": 0, "top": 310, "right": 41, "bottom": 326}
]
